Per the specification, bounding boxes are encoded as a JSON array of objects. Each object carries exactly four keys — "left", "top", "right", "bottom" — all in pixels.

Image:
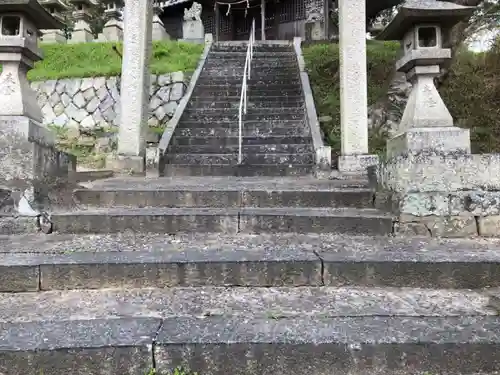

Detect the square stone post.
[
  {"left": 108, "top": 0, "right": 153, "bottom": 174},
  {"left": 338, "top": 0, "right": 377, "bottom": 172}
]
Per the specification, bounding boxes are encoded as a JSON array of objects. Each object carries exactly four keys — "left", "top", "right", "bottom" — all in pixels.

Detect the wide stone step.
[
  {"left": 176, "top": 119, "right": 307, "bottom": 129},
  {"left": 194, "top": 82, "right": 300, "bottom": 89},
  {"left": 169, "top": 135, "right": 312, "bottom": 147},
  {"left": 2, "top": 314, "right": 500, "bottom": 374},
  {"left": 164, "top": 152, "right": 314, "bottom": 165},
  {"left": 187, "top": 96, "right": 304, "bottom": 109},
  {"left": 174, "top": 125, "right": 309, "bottom": 137},
  {"left": 196, "top": 77, "right": 301, "bottom": 86},
  {"left": 182, "top": 107, "right": 304, "bottom": 116},
  {"left": 161, "top": 164, "right": 314, "bottom": 177},
  {"left": 192, "top": 88, "right": 303, "bottom": 96},
  {"left": 208, "top": 51, "right": 296, "bottom": 58},
  {"left": 74, "top": 176, "right": 372, "bottom": 208},
  {"left": 181, "top": 112, "right": 305, "bottom": 123},
  {"left": 168, "top": 143, "right": 313, "bottom": 154},
  {"left": 204, "top": 60, "right": 298, "bottom": 68},
  {"left": 201, "top": 69, "right": 299, "bottom": 77},
  {"left": 49, "top": 207, "right": 392, "bottom": 235},
  {"left": 3, "top": 232, "right": 500, "bottom": 290},
  {"left": 212, "top": 44, "right": 294, "bottom": 52}
]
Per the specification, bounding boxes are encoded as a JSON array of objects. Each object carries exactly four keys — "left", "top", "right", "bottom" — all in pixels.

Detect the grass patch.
[
  {"left": 27, "top": 40, "right": 204, "bottom": 81},
  {"left": 303, "top": 40, "right": 400, "bottom": 155}
]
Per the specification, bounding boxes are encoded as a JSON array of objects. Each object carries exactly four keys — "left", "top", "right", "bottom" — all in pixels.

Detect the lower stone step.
[
  {"left": 160, "top": 163, "right": 314, "bottom": 177},
  {"left": 163, "top": 152, "right": 314, "bottom": 165},
  {"left": 192, "top": 88, "right": 302, "bottom": 97},
  {"left": 167, "top": 143, "right": 313, "bottom": 154},
  {"left": 180, "top": 112, "right": 305, "bottom": 123},
  {"left": 2, "top": 316, "right": 500, "bottom": 375},
  {"left": 169, "top": 135, "right": 311, "bottom": 146},
  {"left": 49, "top": 207, "right": 392, "bottom": 235},
  {"left": 173, "top": 126, "right": 310, "bottom": 138},
  {"left": 176, "top": 119, "right": 307, "bottom": 129},
  {"left": 74, "top": 176, "right": 372, "bottom": 208},
  {"left": 2, "top": 233, "right": 500, "bottom": 291}
]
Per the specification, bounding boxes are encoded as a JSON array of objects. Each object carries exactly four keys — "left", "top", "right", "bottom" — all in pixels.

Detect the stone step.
[
  {"left": 180, "top": 112, "right": 305, "bottom": 123},
  {"left": 208, "top": 51, "right": 296, "bottom": 58},
  {"left": 177, "top": 119, "right": 306, "bottom": 128},
  {"left": 201, "top": 69, "right": 299, "bottom": 77},
  {"left": 174, "top": 125, "right": 309, "bottom": 137},
  {"left": 169, "top": 135, "right": 312, "bottom": 146},
  {"left": 2, "top": 315, "right": 500, "bottom": 375},
  {"left": 182, "top": 107, "right": 304, "bottom": 116},
  {"left": 164, "top": 152, "right": 314, "bottom": 165},
  {"left": 167, "top": 143, "right": 313, "bottom": 155},
  {"left": 204, "top": 60, "right": 298, "bottom": 68},
  {"left": 49, "top": 207, "right": 392, "bottom": 235},
  {"left": 194, "top": 82, "right": 300, "bottom": 90},
  {"left": 187, "top": 96, "right": 304, "bottom": 109},
  {"left": 192, "top": 88, "right": 303, "bottom": 96},
  {"left": 3, "top": 232, "right": 500, "bottom": 290},
  {"left": 2, "top": 280, "right": 499, "bottom": 374},
  {"left": 212, "top": 44, "right": 294, "bottom": 52},
  {"left": 196, "top": 77, "right": 301, "bottom": 86},
  {"left": 73, "top": 176, "right": 372, "bottom": 208},
  {"left": 161, "top": 163, "right": 314, "bottom": 177}
]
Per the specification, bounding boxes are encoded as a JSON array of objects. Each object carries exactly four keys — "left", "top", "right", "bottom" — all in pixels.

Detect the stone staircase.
[
  {"left": 2, "top": 42, "right": 500, "bottom": 375},
  {"left": 161, "top": 43, "right": 315, "bottom": 177},
  {"left": 2, "top": 175, "right": 500, "bottom": 374}
]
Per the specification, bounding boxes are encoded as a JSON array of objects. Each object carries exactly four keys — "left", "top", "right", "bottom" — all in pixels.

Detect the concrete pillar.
[
  {"left": 337, "top": 0, "right": 377, "bottom": 172},
  {"left": 261, "top": 0, "right": 266, "bottom": 40},
  {"left": 108, "top": 0, "right": 153, "bottom": 174}
]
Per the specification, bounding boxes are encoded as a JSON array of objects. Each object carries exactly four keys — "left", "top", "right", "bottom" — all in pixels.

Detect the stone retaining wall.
[{"left": 31, "top": 72, "right": 188, "bottom": 136}]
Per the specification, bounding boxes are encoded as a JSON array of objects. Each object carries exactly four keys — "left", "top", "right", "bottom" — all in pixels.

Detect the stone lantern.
[
  {"left": 40, "top": 0, "right": 69, "bottom": 43},
  {"left": 68, "top": 0, "right": 96, "bottom": 43},
  {"left": 96, "top": 1, "right": 123, "bottom": 42},
  {"left": 0, "top": 0, "right": 74, "bottom": 221},
  {"left": 377, "top": 0, "right": 475, "bottom": 158}
]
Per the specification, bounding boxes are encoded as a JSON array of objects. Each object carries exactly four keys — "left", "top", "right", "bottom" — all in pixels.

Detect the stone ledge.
[
  {"left": 0, "top": 318, "right": 158, "bottom": 375},
  {"left": 155, "top": 315, "right": 500, "bottom": 374},
  {"left": 376, "top": 153, "right": 500, "bottom": 193}
]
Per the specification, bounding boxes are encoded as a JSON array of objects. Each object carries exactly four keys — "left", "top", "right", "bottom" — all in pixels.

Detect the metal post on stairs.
[{"left": 238, "top": 18, "right": 255, "bottom": 165}]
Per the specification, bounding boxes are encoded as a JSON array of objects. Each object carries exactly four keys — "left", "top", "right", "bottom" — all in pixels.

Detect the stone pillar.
[
  {"left": 261, "top": 0, "right": 266, "bottom": 40},
  {"left": 107, "top": 0, "right": 153, "bottom": 174},
  {"left": 338, "top": 0, "right": 377, "bottom": 172},
  {"left": 152, "top": 4, "right": 170, "bottom": 40}
]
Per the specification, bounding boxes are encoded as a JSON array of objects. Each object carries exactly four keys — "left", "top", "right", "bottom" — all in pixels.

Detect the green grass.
[
  {"left": 303, "top": 40, "right": 400, "bottom": 154},
  {"left": 27, "top": 40, "right": 204, "bottom": 81}
]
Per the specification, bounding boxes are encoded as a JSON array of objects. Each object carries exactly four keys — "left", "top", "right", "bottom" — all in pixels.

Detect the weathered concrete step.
[
  {"left": 201, "top": 69, "right": 299, "bottom": 77},
  {"left": 168, "top": 143, "right": 313, "bottom": 155},
  {"left": 174, "top": 126, "right": 310, "bottom": 137},
  {"left": 196, "top": 77, "right": 301, "bottom": 85},
  {"left": 212, "top": 44, "right": 294, "bottom": 52},
  {"left": 204, "top": 60, "right": 298, "bottom": 68},
  {"left": 178, "top": 118, "right": 306, "bottom": 127},
  {"left": 49, "top": 207, "right": 392, "bottom": 235},
  {"left": 1, "top": 286, "right": 493, "bottom": 317},
  {"left": 164, "top": 152, "right": 314, "bottom": 165},
  {"left": 74, "top": 176, "right": 371, "bottom": 208},
  {"left": 3, "top": 233, "right": 500, "bottom": 290},
  {"left": 181, "top": 112, "right": 305, "bottom": 123},
  {"left": 2, "top": 316, "right": 500, "bottom": 375},
  {"left": 187, "top": 96, "right": 304, "bottom": 109},
  {"left": 194, "top": 82, "right": 300, "bottom": 90},
  {"left": 182, "top": 108, "right": 304, "bottom": 118},
  {"left": 193, "top": 88, "right": 303, "bottom": 96},
  {"left": 208, "top": 51, "right": 296, "bottom": 58},
  {"left": 169, "top": 136, "right": 311, "bottom": 147},
  {"left": 161, "top": 164, "right": 314, "bottom": 177}
]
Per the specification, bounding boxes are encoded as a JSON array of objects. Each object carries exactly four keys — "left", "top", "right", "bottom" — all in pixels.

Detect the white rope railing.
[{"left": 238, "top": 18, "right": 255, "bottom": 165}]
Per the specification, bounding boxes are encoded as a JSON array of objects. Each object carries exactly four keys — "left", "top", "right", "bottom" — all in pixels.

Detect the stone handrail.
[
  {"left": 157, "top": 34, "right": 213, "bottom": 158},
  {"left": 293, "top": 37, "right": 331, "bottom": 170}
]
